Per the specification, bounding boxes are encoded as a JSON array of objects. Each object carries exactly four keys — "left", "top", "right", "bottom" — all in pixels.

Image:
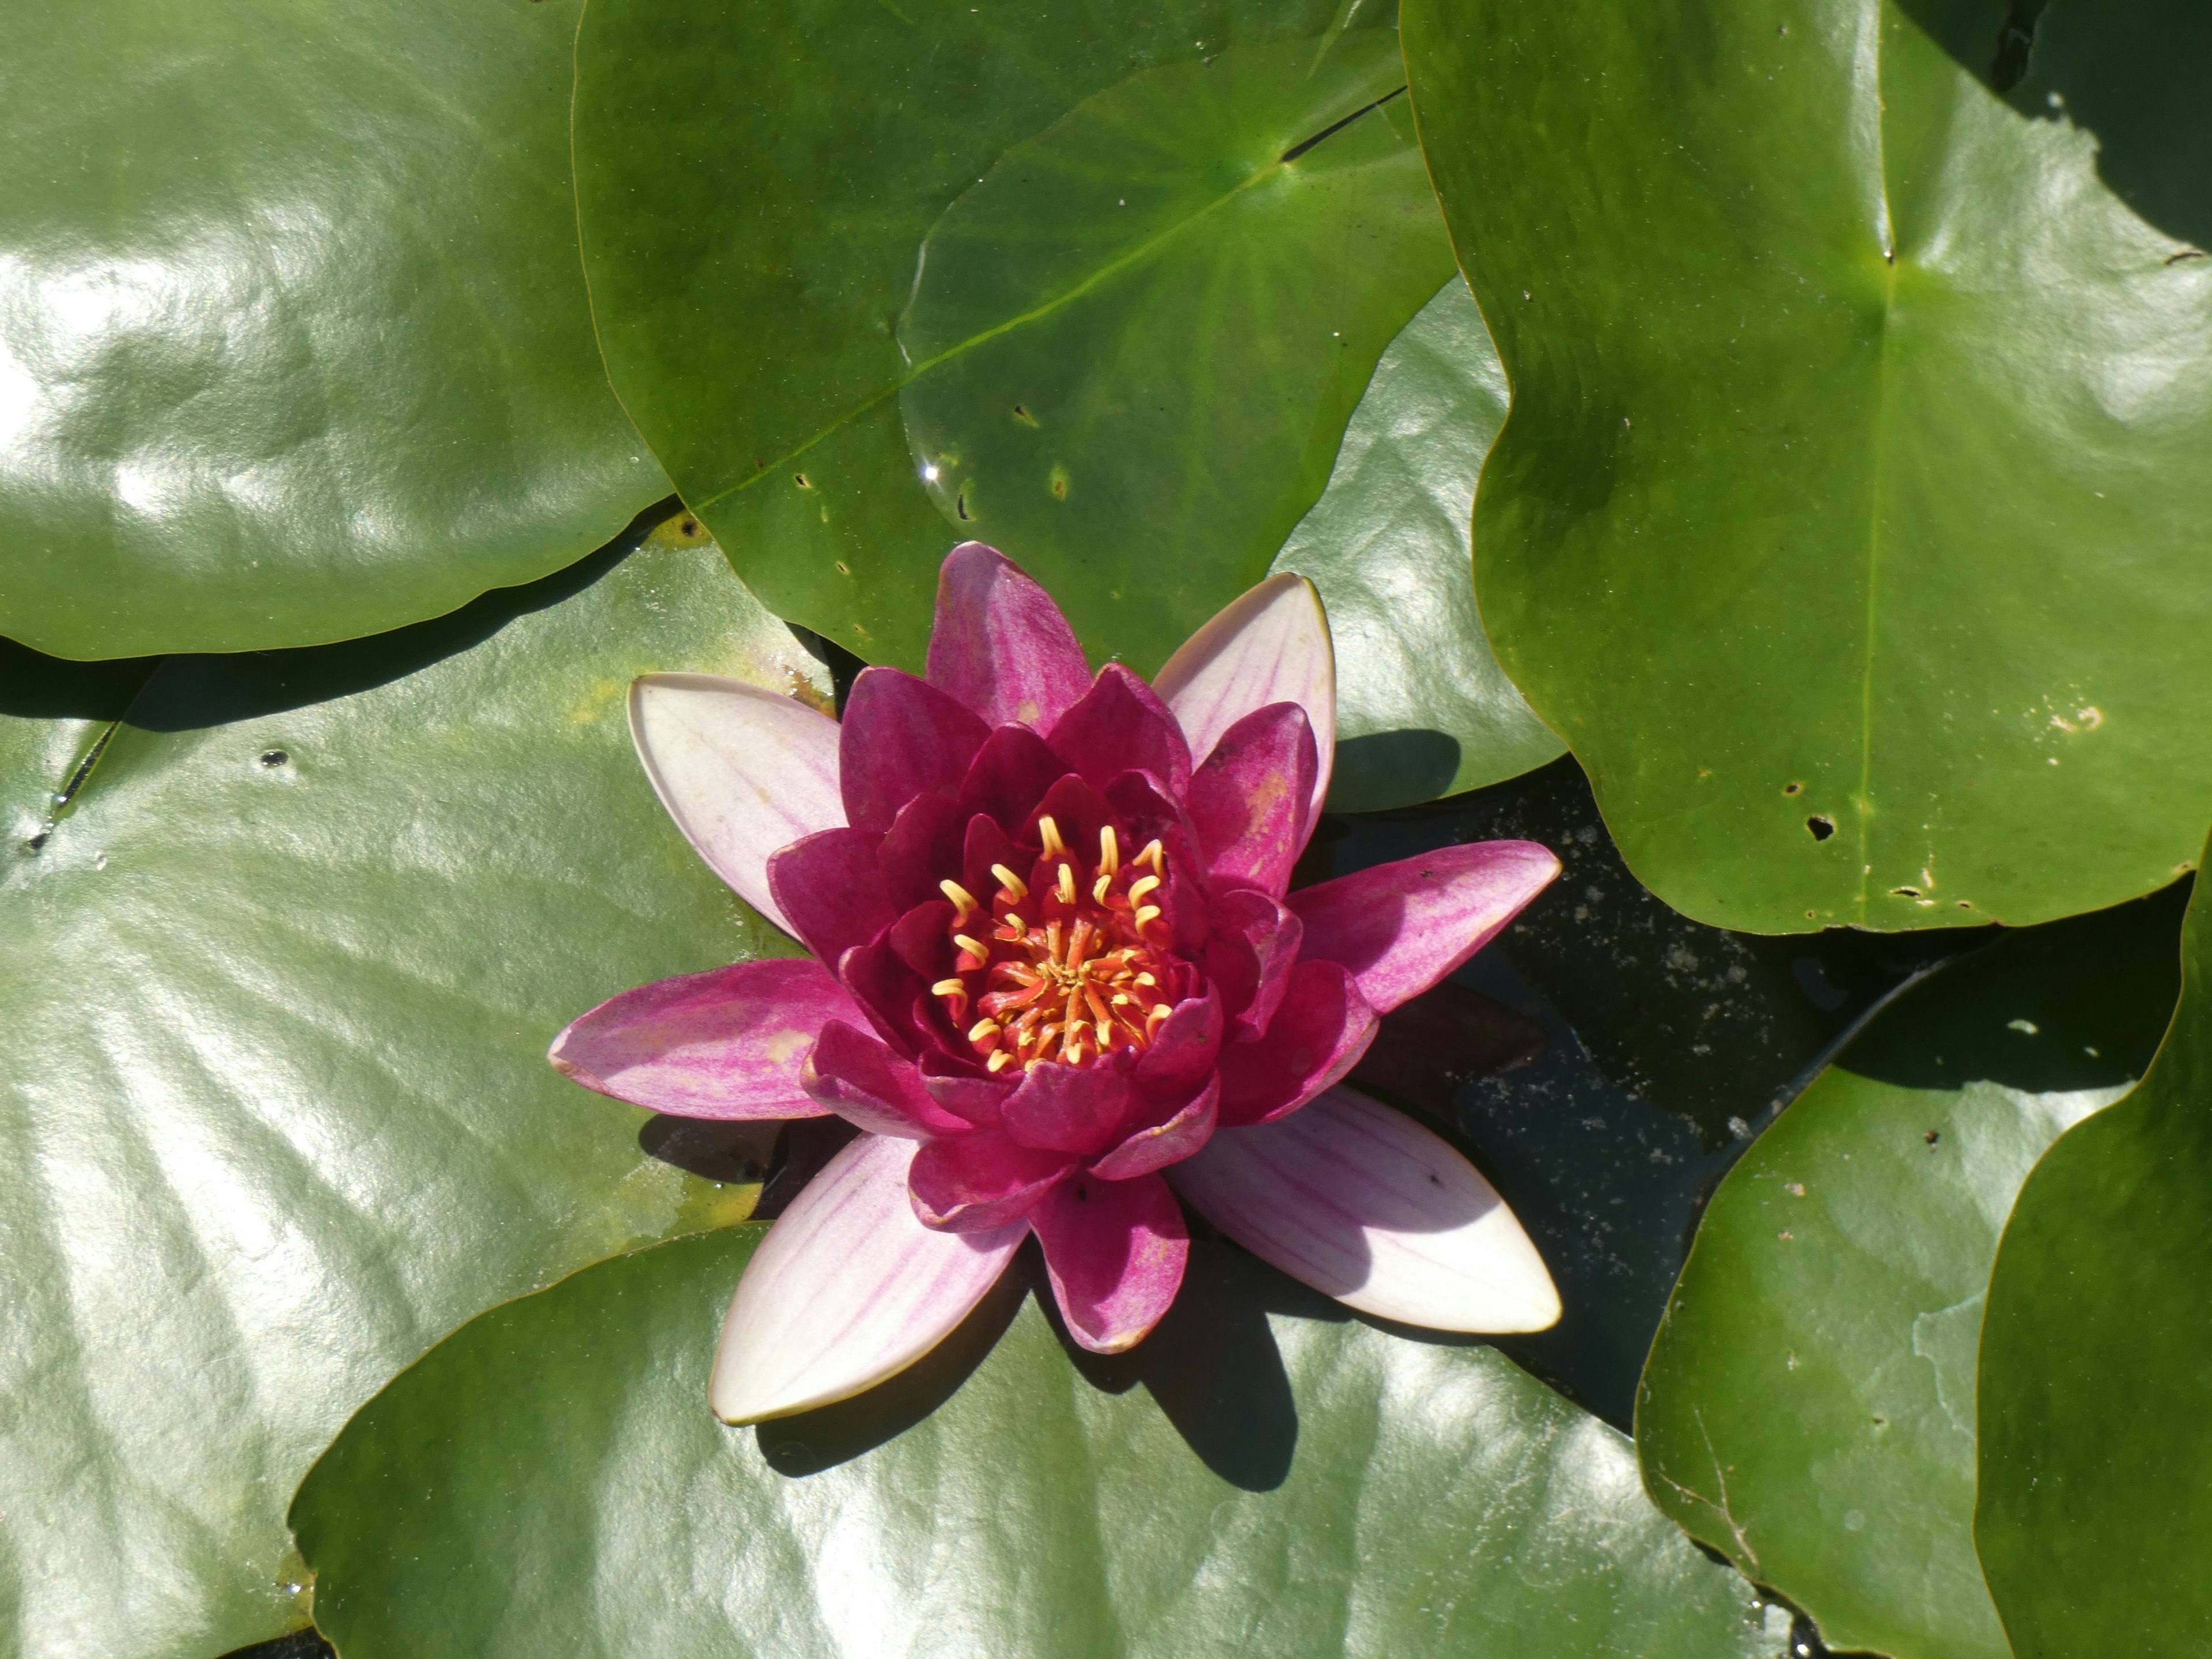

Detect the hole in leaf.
[
  {"left": 1805, "top": 815, "right": 1836, "bottom": 842},
  {"left": 678, "top": 517, "right": 701, "bottom": 537},
  {"left": 260, "top": 749, "right": 290, "bottom": 768},
  {"left": 1782, "top": 781, "right": 1804, "bottom": 796},
  {"left": 793, "top": 473, "right": 810, "bottom": 488},
  {"left": 1924, "top": 1129, "right": 1942, "bottom": 1146},
  {"left": 1889, "top": 885, "right": 1921, "bottom": 899},
  {"left": 955, "top": 488, "right": 972, "bottom": 522}
]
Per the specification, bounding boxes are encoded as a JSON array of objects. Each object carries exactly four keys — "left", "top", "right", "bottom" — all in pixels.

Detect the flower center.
[{"left": 930, "top": 816, "right": 1177, "bottom": 1073}]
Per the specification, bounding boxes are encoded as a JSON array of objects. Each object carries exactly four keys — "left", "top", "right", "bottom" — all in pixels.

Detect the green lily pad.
[
  {"left": 0, "top": 512, "right": 805, "bottom": 1659},
  {"left": 573, "top": 2, "right": 1457, "bottom": 673},
  {"left": 0, "top": 0, "right": 665, "bottom": 660},
  {"left": 1637, "top": 889, "right": 2185, "bottom": 1659},
  {"left": 1402, "top": 0, "right": 2212, "bottom": 932},
  {"left": 1272, "top": 276, "right": 1564, "bottom": 812},
  {"left": 293, "top": 1228, "right": 1792, "bottom": 1658},
  {"left": 1976, "top": 856, "right": 2212, "bottom": 1654}
]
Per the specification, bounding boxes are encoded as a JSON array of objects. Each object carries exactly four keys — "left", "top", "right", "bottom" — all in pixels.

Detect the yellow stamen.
[
  {"left": 1038, "top": 816, "right": 1066, "bottom": 857},
  {"left": 931, "top": 978, "right": 968, "bottom": 998},
  {"left": 940, "top": 879, "right": 978, "bottom": 918},
  {"left": 1133, "top": 905, "right": 1162, "bottom": 929},
  {"left": 999, "top": 912, "right": 1027, "bottom": 936},
  {"left": 1134, "top": 971, "right": 1157, "bottom": 988},
  {"left": 1136, "top": 839, "right": 1164, "bottom": 874},
  {"left": 987, "top": 1050, "right": 1012, "bottom": 1073},
  {"left": 1126, "top": 874, "right": 1160, "bottom": 905},
  {"left": 1099, "top": 824, "right": 1120, "bottom": 875},
  {"left": 991, "top": 863, "right": 1028, "bottom": 901},
  {"left": 954, "top": 934, "right": 989, "bottom": 961},
  {"left": 967, "top": 1017, "right": 1001, "bottom": 1045},
  {"left": 1056, "top": 863, "right": 1077, "bottom": 906},
  {"left": 1093, "top": 873, "right": 1113, "bottom": 904}
]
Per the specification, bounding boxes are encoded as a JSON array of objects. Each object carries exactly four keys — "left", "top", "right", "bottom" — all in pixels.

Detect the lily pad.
[
  {"left": 0, "top": 513, "right": 807, "bottom": 1659},
  {"left": 1271, "top": 276, "right": 1565, "bottom": 812},
  {"left": 293, "top": 1228, "right": 1792, "bottom": 1658},
  {"left": 1976, "top": 855, "right": 2212, "bottom": 1654},
  {"left": 1402, "top": 0, "right": 2212, "bottom": 931},
  {"left": 1637, "top": 888, "right": 2184, "bottom": 1659},
  {"left": 0, "top": 0, "right": 664, "bottom": 659},
  {"left": 573, "top": 3, "right": 1455, "bottom": 673}
]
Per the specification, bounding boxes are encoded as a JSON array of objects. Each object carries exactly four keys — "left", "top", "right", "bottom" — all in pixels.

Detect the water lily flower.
[{"left": 551, "top": 543, "right": 1563, "bottom": 1423}]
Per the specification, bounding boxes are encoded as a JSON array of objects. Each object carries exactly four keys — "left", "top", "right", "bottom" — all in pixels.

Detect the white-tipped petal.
[
  {"left": 709, "top": 1134, "right": 1024, "bottom": 1424},
  {"left": 1151, "top": 573, "right": 1335, "bottom": 822},
  {"left": 1171, "top": 1085, "right": 1559, "bottom": 1332},
  {"left": 630, "top": 673, "right": 844, "bottom": 935}
]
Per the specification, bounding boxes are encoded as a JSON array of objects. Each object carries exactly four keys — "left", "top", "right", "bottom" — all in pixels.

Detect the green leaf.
[
  {"left": 293, "top": 1228, "right": 1792, "bottom": 1658},
  {"left": 1976, "top": 857, "right": 2212, "bottom": 1654},
  {"left": 1272, "top": 277, "right": 1565, "bottom": 811},
  {"left": 1636, "top": 889, "right": 2185, "bottom": 1659},
  {"left": 0, "top": 0, "right": 665, "bottom": 659},
  {"left": 574, "top": 2, "right": 1456, "bottom": 673},
  {"left": 1402, "top": 0, "right": 2212, "bottom": 932},
  {"left": 0, "top": 513, "right": 806, "bottom": 1659}
]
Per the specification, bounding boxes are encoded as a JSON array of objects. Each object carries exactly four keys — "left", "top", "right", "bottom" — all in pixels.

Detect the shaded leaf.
[
  {"left": 0, "top": 512, "right": 804, "bottom": 1658},
  {"left": 293, "top": 1229, "right": 1793, "bottom": 1658},
  {"left": 1272, "top": 276, "right": 1564, "bottom": 810},
  {"left": 1976, "top": 850, "right": 2212, "bottom": 1655},
  {"left": 1402, "top": 0, "right": 2212, "bottom": 931},
  {"left": 1638, "top": 889, "right": 2184, "bottom": 1659},
  {"left": 0, "top": 0, "right": 665, "bottom": 658},
  {"left": 574, "top": 2, "right": 1452, "bottom": 673}
]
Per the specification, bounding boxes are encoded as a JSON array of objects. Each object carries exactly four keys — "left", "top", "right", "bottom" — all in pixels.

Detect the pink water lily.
[{"left": 551, "top": 543, "right": 1563, "bottom": 1423}]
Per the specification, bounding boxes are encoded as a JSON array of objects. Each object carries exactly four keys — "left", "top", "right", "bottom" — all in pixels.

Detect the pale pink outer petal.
[
  {"left": 1151, "top": 574, "right": 1335, "bottom": 824},
  {"left": 709, "top": 1134, "right": 1025, "bottom": 1424},
  {"left": 630, "top": 674, "right": 845, "bottom": 936},
  {"left": 1169, "top": 1086, "right": 1559, "bottom": 1333}
]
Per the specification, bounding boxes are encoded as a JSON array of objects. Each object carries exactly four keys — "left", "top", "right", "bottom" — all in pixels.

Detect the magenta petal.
[
  {"left": 1215, "top": 960, "right": 1379, "bottom": 1128},
  {"left": 1132, "top": 986, "right": 1222, "bottom": 1096},
  {"left": 926, "top": 541, "right": 1093, "bottom": 730},
  {"left": 838, "top": 938, "right": 928, "bottom": 1056},
  {"left": 839, "top": 667, "right": 992, "bottom": 833},
  {"left": 709, "top": 1134, "right": 1025, "bottom": 1423},
  {"left": 803, "top": 1021, "right": 973, "bottom": 1139},
  {"left": 909, "top": 1132, "right": 1075, "bottom": 1232},
  {"left": 919, "top": 1056, "right": 1011, "bottom": 1130},
  {"left": 1152, "top": 574, "right": 1335, "bottom": 824},
  {"left": 629, "top": 674, "right": 845, "bottom": 935},
  {"left": 1089, "top": 1076, "right": 1218, "bottom": 1180},
  {"left": 1186, "top": 702, "right": 1317, "bottom": 897},
  {"left": 1169, "top": 1087, "right": 1559, "bottom": 1332},
  {"left": 1047, "top": 664, "right": 1192, "bottom": 797},
  {"left": 1290, "top": 840, "right": 1562, "bottom": 1013},
  {"left": 878, "top": 791, "right": 967, "bottom": 910},
  {"left": 1029, "top": 1171, "right": 1190, "bottom": 1353},
  {"left": 767, "top": 828, "right": 894, "bottom": 966},
  {"left": 1205, "top": 889, "right": 1303, "bottom": 1041},
  {"left": 957, "top": 724, "right": 1073, "bottom": 838},
  {"left": 999, "top": 1062, "right": 1140, "bottom": 1156},
  {"left": 548, "top": 957, "right": 849, "bottom": 1120}
]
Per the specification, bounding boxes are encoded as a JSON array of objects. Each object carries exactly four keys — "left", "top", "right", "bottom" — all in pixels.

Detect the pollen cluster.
[{"left": 931, "top": 816, "right": 1182, "bottom": 1071}]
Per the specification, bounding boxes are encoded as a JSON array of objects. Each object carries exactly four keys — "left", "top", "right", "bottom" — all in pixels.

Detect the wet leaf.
[
  {"left": 0, "top": 513, "right": 804, "bottom": 1658},
  {"left": 293, "top": 1229, "right": 1792, "bottom": 1658},
  {"left": 1403, "top": 0, "right": 2212, "bottom": 931},
  {"left": 1638, "top": 889, "right": 2184, "bottom": 1659},
  {"left": 0, "top": 0, "right": 665, "bottom": 658}
]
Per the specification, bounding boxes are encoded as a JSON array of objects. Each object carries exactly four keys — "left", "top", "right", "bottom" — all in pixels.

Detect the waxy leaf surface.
[
  {"left": 574, "top": 2, "right": 1455, "bottom": 672},
  {"left": 1976, "top": 849, "right": 2212, "bottom": 1656},
  {"left": 294, "top": 1229, "right": 1791, "bottom": 1659},
  {"left": 1637, "top": 891, "right": 2184, "bottom": 1659},
  {"left": 0, "top": 0, "right": 664, "bottom": 658},
  {"left": 1403, "top": 0, "right": 2212, "bottom": 931},
  {"left": 0, "top": 518, "right": 802, "bottom": 1659},
  {"left": 1272, "top": 278, "right": 1563, "bottom": 812}
]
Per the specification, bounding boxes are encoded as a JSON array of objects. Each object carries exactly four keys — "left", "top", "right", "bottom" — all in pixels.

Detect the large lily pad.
[
  {"left": 1271, "top": 276, "right": 1564, "bottom": 812},
  {"left": 1402, "top": 0, "right": 2212, "bottom": 932},
  {"left": 1637, "top": 889, "right": 2184, "bottom": 1659},
  {"left": 0, "top": 0, "right": 664, "bottom": 660},
  {"left": 0, "top": 514, "right": 804, "bottom": 1659},
  {"left": 1976, "top": 854, "right": 2212, "bottom": 1654},
  {"left": 293, "top": 1228, "right": 1791, "bottom": 1658},
  {"left": 573, "top": 1, "right": 1455, "bottom": 673}
]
